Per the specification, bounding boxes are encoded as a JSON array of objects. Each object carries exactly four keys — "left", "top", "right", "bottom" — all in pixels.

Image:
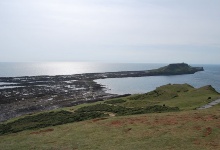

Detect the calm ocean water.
[{"left": 0, "top": 62, "right": 219, "bottom": 94}]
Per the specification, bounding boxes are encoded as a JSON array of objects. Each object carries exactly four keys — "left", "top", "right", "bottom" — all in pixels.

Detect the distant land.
[
  {"left": 0, "top": 63, "right": 204, "bottom": 122},
  {"left": 147, "top": 63, "right": 204, "bottom": 75},
  {"left": 72, "top": 63, "right": 204, "bottom": 79}
]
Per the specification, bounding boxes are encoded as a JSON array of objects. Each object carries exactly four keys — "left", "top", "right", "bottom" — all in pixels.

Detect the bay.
[
  {"left": 96, "top": 64, "right": 220, "bottom": 94},
  {"left": 0, "top": 62, "right": 219, "bottom": 94}
]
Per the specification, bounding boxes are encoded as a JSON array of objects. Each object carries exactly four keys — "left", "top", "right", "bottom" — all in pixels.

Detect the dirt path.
[{"left": 198, "top": 99, "right": 220, "bottom": 109}]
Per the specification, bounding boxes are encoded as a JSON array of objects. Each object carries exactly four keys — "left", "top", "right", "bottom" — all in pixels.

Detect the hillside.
[
  {"left": 1, "top": 105, "right": 220, "bottom": 150},
  {"left": 0, "top": 84, "right": 219, "bottom": 150}
]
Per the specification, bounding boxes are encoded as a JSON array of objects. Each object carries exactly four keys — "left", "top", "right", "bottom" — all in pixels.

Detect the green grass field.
[
  {"left": 0, "top": 84, "right": 220, "bottom": 150},
  {"left": 103, "top": 84, "right": 219, "bottom": 110}
]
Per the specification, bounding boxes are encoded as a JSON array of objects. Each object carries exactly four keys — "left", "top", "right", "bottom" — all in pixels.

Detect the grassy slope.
[
  {"left": 0, "top": 84, "right": 220, "bottom": 150},
  {"left": 115, "top": 84, "right": 219, "bottom": 110},
  {"left": 0, "top": 105, "right": 220, "bottom": 150}
]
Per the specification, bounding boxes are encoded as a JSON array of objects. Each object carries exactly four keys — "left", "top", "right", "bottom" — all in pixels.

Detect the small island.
[
  {"left": 147, "top": 63, "right": 204, "bottom": 75},
  {"left": 0, "top": 63, "right": 204, "bottom": 122}
]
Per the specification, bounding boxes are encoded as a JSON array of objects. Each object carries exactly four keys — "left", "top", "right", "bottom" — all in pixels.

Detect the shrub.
[
  {"left": 104, "top": 99, "right": 126, "bottom": 104},
  {"left": 0, "top": 104, "right": 179, "bottom": 135},
  {"left": 0, "top": 110, "right": 105, "bottom": 135}
]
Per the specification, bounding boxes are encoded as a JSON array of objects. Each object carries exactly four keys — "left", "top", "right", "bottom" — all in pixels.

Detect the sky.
[{"left": 0, "top": 0, "right": 220, "bottom": 64}]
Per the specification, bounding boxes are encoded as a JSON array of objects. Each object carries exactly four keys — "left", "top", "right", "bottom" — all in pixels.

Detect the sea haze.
[{"left": 0, "top": 62, "right": 219, "bottom": 94}]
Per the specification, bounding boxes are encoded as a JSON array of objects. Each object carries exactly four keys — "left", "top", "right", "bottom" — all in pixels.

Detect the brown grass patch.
[
  {"left": 193, "top": 125, "right": 202, "bottom": 131},
  {"left": 193, "top": 139, "right": 201, "bottom": 145},
  {"left": 110, "top": 120, "right": 124, "bottom": 126},
  {"left": 30, "top": 128, "right": 54, "bottom": 135},
  {"left": 206, "top": 141, "right": 219, "bottom": 147},
  {"left": 203, "top": 127, "right": 212, "bottom": 137},
  {"left": 92, "top": 117, "right": 108, "bottom": 122}
]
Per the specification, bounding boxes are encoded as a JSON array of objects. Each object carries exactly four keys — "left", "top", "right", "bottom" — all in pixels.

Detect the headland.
[{"left": 0, "top": 63, "right": 203, "bottom": 122}]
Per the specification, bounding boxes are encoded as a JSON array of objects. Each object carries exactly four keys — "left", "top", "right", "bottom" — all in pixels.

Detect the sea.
[{"left": 0, "top": 62, "right": 219, "bottom": 94}]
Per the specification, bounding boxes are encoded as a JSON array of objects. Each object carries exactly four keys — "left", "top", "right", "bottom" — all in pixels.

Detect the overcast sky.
[{"left": 0, "top": 0, "right": 220, "bottom": 64}]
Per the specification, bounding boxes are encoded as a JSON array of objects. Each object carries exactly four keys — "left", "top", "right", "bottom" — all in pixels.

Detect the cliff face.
[{"left": 148, "top": 63, "right": 204, "bottom": 75}]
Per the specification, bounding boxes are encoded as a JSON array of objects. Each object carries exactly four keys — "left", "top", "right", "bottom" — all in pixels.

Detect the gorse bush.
[
  {"left": 76, "top": 104, "right": 179, "bottom": 116},
  {"left": 75, "top": 104, "right": 126, "bottom": 113},
  {"left": 104, "top": 99, "right": 126, "bottom": 104},
  {"left": 0, "top": 110, "right": 105, "bottom": 135},
  {"left": 0, "top": 104, "right": 179, "bottom": 135}
]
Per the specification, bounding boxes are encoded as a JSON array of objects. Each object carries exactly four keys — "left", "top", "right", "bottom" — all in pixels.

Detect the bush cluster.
[
  {"left": 76, "top": 104, "right": 179, "bottom": 116},
  {"left": 0, "top": 104, "right": 179, "bottom": 135},
  {"left": 104, "top": 99, "right": 126, "bottom": 104},
  {"left": 0, "top": 110, "right": 105, "bottom": 135}
]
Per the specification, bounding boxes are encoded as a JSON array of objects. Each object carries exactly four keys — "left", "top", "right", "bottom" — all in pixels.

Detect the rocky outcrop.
[{"left": 147, "top": 63, "right": 204, "bottom": 75}]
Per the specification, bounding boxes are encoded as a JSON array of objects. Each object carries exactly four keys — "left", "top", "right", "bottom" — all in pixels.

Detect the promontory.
[{"left": 0, "top": 63, "right": 203, "bottom": 122}]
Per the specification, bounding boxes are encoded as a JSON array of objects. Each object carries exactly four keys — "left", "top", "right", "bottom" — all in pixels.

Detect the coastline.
[{"left": 0, "top": 63, "right": 203, "bottom": 122}]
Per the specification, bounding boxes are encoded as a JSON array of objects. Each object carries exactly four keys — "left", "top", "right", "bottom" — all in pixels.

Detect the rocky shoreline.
[{"left": 0, "top": 63, "right": 203, "bottom": 122}]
